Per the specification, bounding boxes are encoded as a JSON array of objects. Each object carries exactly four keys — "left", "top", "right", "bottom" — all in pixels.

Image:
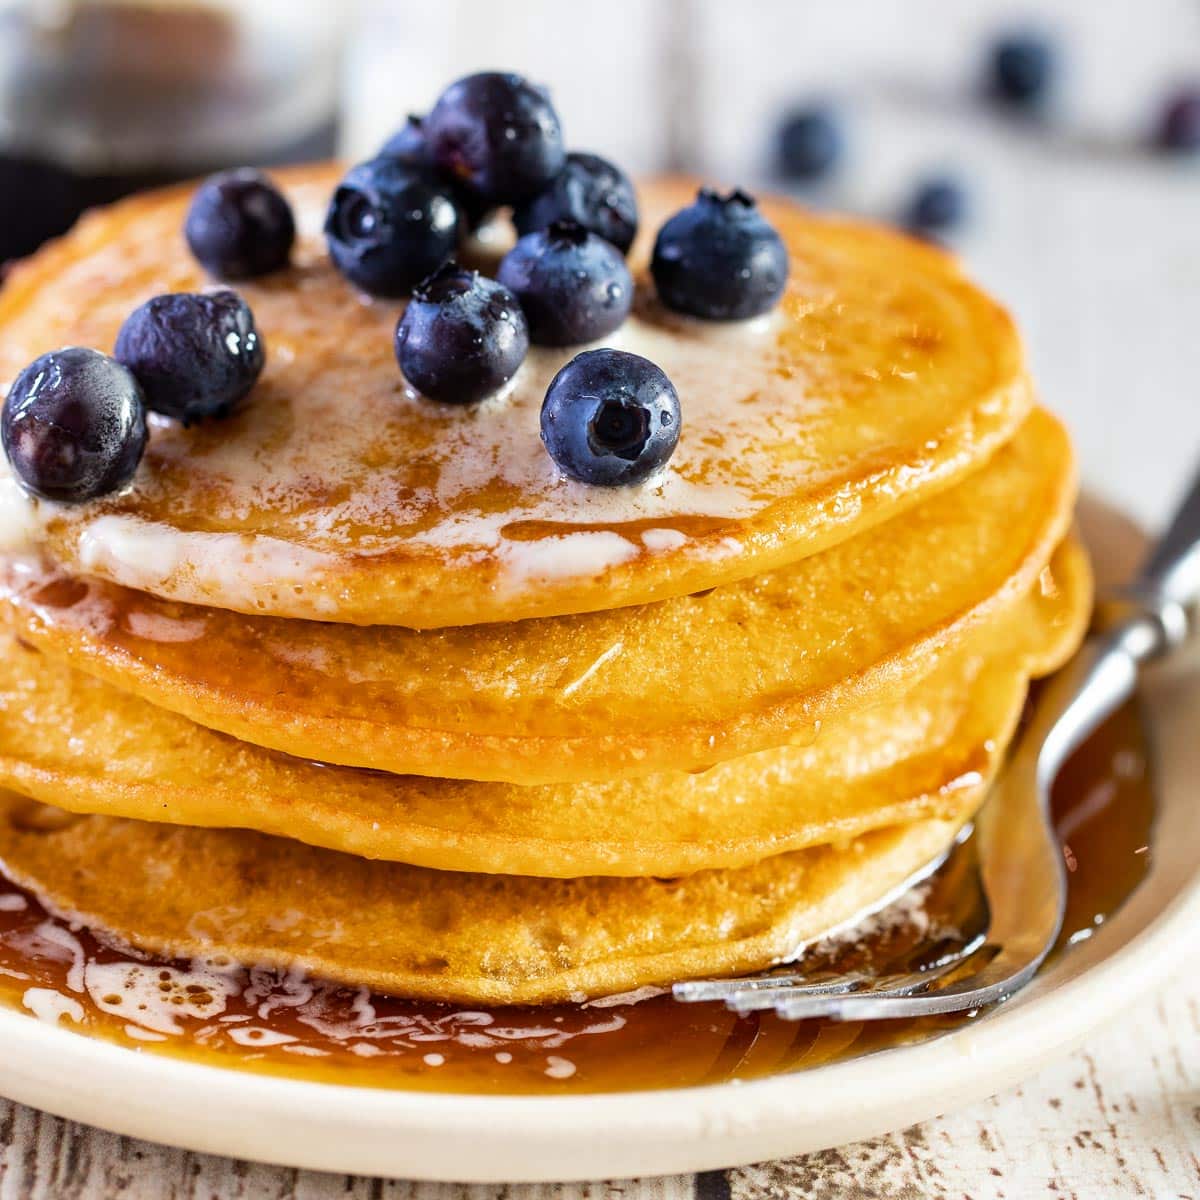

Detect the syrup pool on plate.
[{"left": 0, "top": 702, "right": 1154, "bottom": 1095}]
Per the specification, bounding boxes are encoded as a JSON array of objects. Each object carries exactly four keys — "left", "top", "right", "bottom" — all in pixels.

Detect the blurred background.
[{"left": 0, "top": 0, "right": 1195, "bottom": 524}]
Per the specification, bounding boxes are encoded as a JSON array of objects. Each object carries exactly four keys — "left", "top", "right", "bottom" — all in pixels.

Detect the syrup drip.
[{"left": 0, "top": 702, "right": 1153, "bottom": 1095}]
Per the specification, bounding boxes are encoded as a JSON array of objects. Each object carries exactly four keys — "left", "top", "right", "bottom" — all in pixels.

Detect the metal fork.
[
  {"left": 676, "top": 467, "right": 1200, "bottom": 1021},
  {"left": 675, "top": 823, "right": 992, "bottom": 1011}
]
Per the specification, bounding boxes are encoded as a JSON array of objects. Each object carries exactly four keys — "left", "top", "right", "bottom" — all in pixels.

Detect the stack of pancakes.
[{"left": 0, "top": 168, "right": 1089, "bottom": 1005}]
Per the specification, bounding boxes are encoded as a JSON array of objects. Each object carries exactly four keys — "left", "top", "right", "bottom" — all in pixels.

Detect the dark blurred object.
[
  {"left": 1157, "top": 89, "right": 1200, "bottom": 153},
  {"left": 776, "top": 105, "right": 842, "bottom": 181},
  {"left": 0, "top": 1, "right": 341, "bottom": 264},
  {"left": 902, "top": 176, "right": 968, "bottom": 239},
  {"left": 987, "top": 32, "right": 1057, "bottom": 110}
]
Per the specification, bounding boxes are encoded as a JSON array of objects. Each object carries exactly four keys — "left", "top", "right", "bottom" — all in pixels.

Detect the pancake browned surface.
[
  {"left": 0, "top": 537, "right": 1090, "bottom": 876},
  {"left": 0, "top": 170, "right": 1032, "bottom": 626},
  {"left": 0, "top": 789, "right": 975, "bottom": 1005},
  {"left": 0, "top": 409, "right": 1075, "bottom": 784}
]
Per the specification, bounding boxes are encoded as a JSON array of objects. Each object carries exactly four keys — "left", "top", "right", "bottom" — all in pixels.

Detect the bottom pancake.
[{"left": 0, "top": 791, "right": 973, "bottom": 1005}]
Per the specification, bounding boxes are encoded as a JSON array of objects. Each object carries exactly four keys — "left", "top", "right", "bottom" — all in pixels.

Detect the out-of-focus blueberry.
[
  {"left": 988, "top": 32, "right": 1056, "bottom": 109},
  {"left": 903, "top": 176, "right": 968, "bottom": 238},
  {"left": 776, "top": 106, "right": 843, "bottom": 181},
  {"left": 1158, "top": 89, "right": 1200, "bottom": 153}
]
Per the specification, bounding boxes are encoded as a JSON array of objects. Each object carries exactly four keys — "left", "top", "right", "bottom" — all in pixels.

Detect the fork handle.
[{"left": 772, "top": 614, "right": 1165, "bottom": 1023}]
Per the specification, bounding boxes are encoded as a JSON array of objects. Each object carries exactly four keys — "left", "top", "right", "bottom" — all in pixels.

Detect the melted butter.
[
  {"left": 75, "top": 511, "right": 344, "bottom": 614},
  {"left": 0, "top": 472, "right": 39, "bottom": 555},
  {"left": 0, "top": 701, "right": 1154, "bottom": 1094}
]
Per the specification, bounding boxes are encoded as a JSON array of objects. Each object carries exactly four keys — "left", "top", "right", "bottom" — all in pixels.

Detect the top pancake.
[{"left": 0, "top": 167, "right": 1032, "bottom": 626}]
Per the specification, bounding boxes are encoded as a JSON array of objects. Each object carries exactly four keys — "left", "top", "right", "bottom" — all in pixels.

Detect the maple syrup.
[{"left": 0, "top": 701, "right": 1154, "bottom": 1095}]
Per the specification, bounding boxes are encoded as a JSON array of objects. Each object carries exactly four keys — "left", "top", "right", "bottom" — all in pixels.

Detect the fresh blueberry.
[
  {"left": 987, "top": 32, "right": 1056, "bottom": 109},
  {"left": 497, "top": 220, "right": 632, "bottom": 346},
  {"left": 776, "top": 106, "right": 842, "bottom": 181},
  {"left": 325, "top": 157, "right": 462, "bottom": 298},
  {"left": 2, "top": 347, "right": 147, "bottom": 502},
  {"left": 541, "top": 349, "right": 679, "bottom": 486},
  {"left": 903, "top": 176, "right": 968, "bottom": 238},
  {"left": 424, "top": 71, "right": 565, "bottom": 205},
  {"left": 114, "top": 290, "right": 264, "bottom": 424},
  {"left": 185, "top": 168, "right": 295, "bottom": 280},
  {"left": 379, "top": 114, "right": 428, "bottom": 166},
  {"left": 513, "top": 152, "right": 639, "bottom": 254},
  {"left": 395, "top": 262, "right": 528, "bottom": 405},
  {"left": 379, "top": 114, "right": 492, "bottom": 234},
  {"left": 651, "top": 188, "right": 789, "bottom": 321},
  {"left": 1158, "top": 89, "right": 1200, "bottom": 152}
]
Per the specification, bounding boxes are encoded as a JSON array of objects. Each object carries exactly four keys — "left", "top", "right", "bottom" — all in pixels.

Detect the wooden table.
[{"left": 0, "top": 968, "right": 1195, "bottom": 1197}]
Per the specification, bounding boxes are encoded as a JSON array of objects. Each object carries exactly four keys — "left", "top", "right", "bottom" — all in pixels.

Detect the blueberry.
[
  {"left": 541, "top": 349, "right": 679, "bottom": 486},
  {"left": 395, "top": 262, "right": 528, "bottom": 405},
  {"left": 325, "top": 157, "right": 462, "bottom": 298},
  {"left": 777, "top": 106, "right": 842, "bottom": 181},
  {"left": 988, "top": 32, "right": 1056, "bottom": 109},
  {"left": 497, "top": 220, "right": 632, "bottom": 346},
  {"left": 513, "top": 152, "right": 639, "bottom": 254},
  {"left": 185, "top": 168, "right": 295, "bottom": 280},
  {"left": 1158, "top": 89, "right": 1200, "bottom": 152},
  {"left": 379, "top": 114, "right": 492, "bottom": 234},
  {"left": 379, "top": 114, "right": 428, "bottom": 166},
  {"left": 115, "top": 290, "right": 264, "bottom": 424},
  {"left": 651, "top": 188, "right": 789, "bottom": 321},
  {"left": 424, "top": 71, "right": 565, "bottom": 205},
  {"left": 903, "top": 176, "right": 968, "bottom": 238},
  {"left": 2, "top": 347, "right": 147, "bottom": 502}
]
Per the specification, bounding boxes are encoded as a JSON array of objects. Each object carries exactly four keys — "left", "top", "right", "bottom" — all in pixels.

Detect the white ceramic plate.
[{"left": 0, "top": 499, "right": 1196, "bottom": 1182}]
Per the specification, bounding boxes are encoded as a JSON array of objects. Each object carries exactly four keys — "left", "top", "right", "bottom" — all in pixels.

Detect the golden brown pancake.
[
  {"left": 0, "top": 536, "right": 1089, "bottom": 876},
  {"left": 0, "top": 540, "right": 1094, "bottom": 878},
  {"left": 0, "top": 168, "right": 1032, "bottom": 627},
  {"left": 0, "top": 409, "right": 1075, "bottom": 784},
  {"left": 0, "top": 789, "right": 973, "bottom": 1005}
]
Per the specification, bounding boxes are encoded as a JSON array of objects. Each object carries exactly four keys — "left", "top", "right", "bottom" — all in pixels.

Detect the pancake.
[
  {"left": 0, "top": 168, "right": 1032, "bottom": 627},
  {"left": 0, "top": 536, "right": 1089, "bottom": 876},
  {"left": 0, "top": 788, "right": 973, "bottom": 1005},
  {"left": 0, "top": 409, "right": 1076, "bottom": 784}
]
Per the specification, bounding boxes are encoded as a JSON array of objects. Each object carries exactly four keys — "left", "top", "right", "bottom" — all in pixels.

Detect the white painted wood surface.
[{"left": 2, "top": 0, "right": 1199, "bottom": 1194}]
